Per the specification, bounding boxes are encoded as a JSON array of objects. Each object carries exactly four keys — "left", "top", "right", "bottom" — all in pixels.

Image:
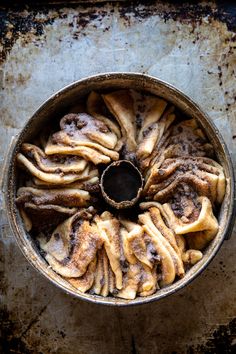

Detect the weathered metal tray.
[{"left": 1, "top": 1, "right": 236, "bottom": 353}]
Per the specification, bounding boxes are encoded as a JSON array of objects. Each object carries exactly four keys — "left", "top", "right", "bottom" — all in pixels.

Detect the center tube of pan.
[{"left": 100, "top": 160, "right": 143, "bottom": 209}]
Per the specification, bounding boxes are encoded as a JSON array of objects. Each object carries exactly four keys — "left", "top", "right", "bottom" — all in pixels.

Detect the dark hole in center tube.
[{"left": 102, "top": 161, "right": 143, "bottom": 203}]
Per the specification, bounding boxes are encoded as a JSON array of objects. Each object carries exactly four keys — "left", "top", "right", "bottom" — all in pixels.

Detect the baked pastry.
[{"left": 16, "top": 89, "right": 226, "bottom": 299}]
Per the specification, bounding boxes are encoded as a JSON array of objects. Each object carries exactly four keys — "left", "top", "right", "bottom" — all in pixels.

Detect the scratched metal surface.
[{"left": 0, "top": 2, "right": 236, "bottom": 353}]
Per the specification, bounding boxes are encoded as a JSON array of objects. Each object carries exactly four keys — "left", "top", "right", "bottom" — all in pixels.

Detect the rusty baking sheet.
[{"left": 0, "top": 1, "right": 236, "bottom": 353}]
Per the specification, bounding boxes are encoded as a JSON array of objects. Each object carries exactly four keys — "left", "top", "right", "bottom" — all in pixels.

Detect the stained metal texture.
[
  {"left": 3, "top": 72, "right": 235, "bottom": 307},
  {"left": 0, "top": 1, "right": 236, "bottom": 353}
]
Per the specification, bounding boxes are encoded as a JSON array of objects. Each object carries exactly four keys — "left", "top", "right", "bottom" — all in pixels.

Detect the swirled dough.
[
  {"left": 144, "top": 119, "right": 214, "bottom": 173},
  {"left": 87, "top": 91, "right": 121, "bottom": 139},
  {"left": 45, "top": 113, "right": 120, "bottom": 164},
  {"left": 91, "top": 248, "right": 116, "bottom": 296},
  {"left": 137, "top": 104, "right": 173, "bottom": 161},
  {"left": 67, "top": 257, "right": 97, "bottom": 293},
  {"left": 120, "top": 219, "right": 152, "bottom": 268},
  {"left": 103, "top": 90, "right": 137, "bottom": 151},
  {"left": 16, "top": 147, "right": 90, "bottom": 185},
  {"left": 140, "top": 201, "right": 204, "bottom": 265},
  {"left": 156, "top": 196, "right": 219, "bottom": 250},
  {"left": 29, "top": 175, "right": 99, "bottom": 193},
  {"left": 16, "top": 187, "right": 90, "bottom": 232},
  {"left": 21, "top": 143, "right": 87, "bottom": 173},
  {"left": 144, "top": 157, "right": 225, "bottom": 204},
  {"left": 38, "top": 209, "right": 102, "bottom": 278},
  {"left": 16, "top": 187, "right": 90, "bottom": 208},
  {"left": 95, "top": 212, "right": 123, "bottom": 289}
]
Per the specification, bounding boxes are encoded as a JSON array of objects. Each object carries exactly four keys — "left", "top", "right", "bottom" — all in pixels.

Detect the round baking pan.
[{"left": 3, "top": 73, "right": 235, "bottom": 306}]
